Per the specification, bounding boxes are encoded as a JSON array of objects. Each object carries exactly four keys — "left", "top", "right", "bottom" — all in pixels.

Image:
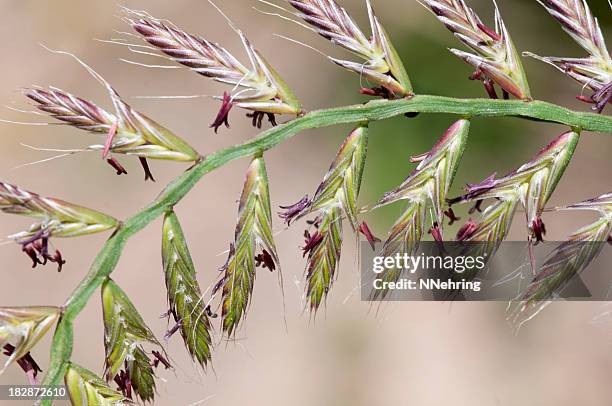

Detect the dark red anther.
[
  {"left": 246, "top": 111, "right": 278, "bottom": 129},
  {"left": 469, "top": 69, "right": 483, "bottom": 81},
  {"left": 302, "top": 231, "right": 323, "bottom": 257},
  {"left": 607, "top": 235, "right": 612, "bottom": 245},
  {"left": 212, "top": 277, "right": 226, "bottom": 295},
  {"left": 3, "top": 344, "right": 42, "bottom": 385},
  {"left": 22, "top": 244, "right": 41, "bottom": 268},
  {"left": 138, "top": 157, "right": 155, "bottom": 182},
  {"left": 163, "top": 320, "right": 182, "bottom": 341},
  {"left": 151, "top": 350, "right": 171, "bottom": 370},
  {"left": 279, "top": 195, "right": 311, "bottom": 225},
  {"left": 255, "top": 249, "right": 276, "bottom": 272},
  {"left": 428, "top": 222, "right": 444, "bottom": 243},
  {"left": 359, "top": 221, "right": 380, "bottom": 250},
  {"left": 205, "top": 305, "right": 218, "bottom": 318},
  {"left": 360, "top": 86, "right": 395, "bottom": 99},
  {"left": 483, "top": 78, "right": 498, "bottom": 99},
  {"left": 456, "top": 219, "right": 479, "bottom": 241},
  {"left": 210, "top": 91, "right": 234, "bottom": 133},
  {"left": 469, "top": 200, "right": 484, "bottom": 214},
  {"left": 106, "top": 157, "right": 128, "bottom": 175},
  {"left": 444, "top": 208, "right": 461, "bottom": 226},
  {"left": 306, "top": 216, "right": 322, "bottom": 229},
  {"left": 114, "top": 369, "right": 132, "bottom": 399},
  {"left": 49, "top": 250, "right": 66, "bottom": 272},
  {"left": 531, "top": 217, "right": 547, "bottom": 243}
]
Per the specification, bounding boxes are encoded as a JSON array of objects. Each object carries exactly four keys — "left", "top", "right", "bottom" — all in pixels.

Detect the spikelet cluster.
[
  {"left": 450, "top": 131, "right": 579, "bottom": 274},
  {"left": 126, "top": 9, "right": 301, "bottom": 131},
  {"left": 102, "top": 279, "right": 166, "bottom": 402},
  {"left": 288, "top": 0, "right": 412, "bottom": 97},
  {"left": 281, "top": 125, "right": 368, "bottom": 311},
  {"left": 0, "top": 306, "right": 60, "bottom": 375},
  {"left": 26, "top": 85, "right": 200, "bottom": 168},
  {"left": 422, "top": 0, "right": 531, "bottom": 99},
  {"left": 371, "top": 119, "right": 469, "bottom": 299},
  {"left": 0, "top": 182, "right": 118, "bottom": 241},
  {"left": 216, "top": 155, "right": 280, "bottom": 336},
  {"left": 526, "top": 0, "right": 612, "bottom": 112},
  {"left": 162, "top": 212, "right": 212, "bottom": 366},
  {"left": 511, "top": 192, "right": 612, "bottom": 324}
]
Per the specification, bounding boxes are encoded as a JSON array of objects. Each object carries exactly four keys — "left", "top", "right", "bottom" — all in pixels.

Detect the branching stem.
[{"left": 40, "top": 94, "right": 612, "bottom": 403}]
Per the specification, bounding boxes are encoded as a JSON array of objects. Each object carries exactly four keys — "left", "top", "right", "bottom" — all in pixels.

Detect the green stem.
[{"left": 40, "top": 95, "right": 612, "bottom": 403}]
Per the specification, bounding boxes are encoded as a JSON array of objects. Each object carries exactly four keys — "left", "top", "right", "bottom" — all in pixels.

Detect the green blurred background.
[{"left": 0, "top": 1, "right": 611, "bottom": 405}]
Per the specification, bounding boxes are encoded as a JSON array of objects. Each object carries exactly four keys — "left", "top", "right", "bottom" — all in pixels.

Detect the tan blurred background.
[{"left": 1, "top": 0, "right": 611, "bottom": 405}]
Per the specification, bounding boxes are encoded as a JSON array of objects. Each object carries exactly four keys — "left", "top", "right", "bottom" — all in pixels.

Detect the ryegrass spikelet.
[
  {"left": 0, "top": 182, "right": 118, "bottom": 240},
  {"left": 0, "top": 181, "right": 118, "bottom": 270},
  {"left": 526, "top": 0, "right": 612, "bottom": 112},
  {"left": 288, "top": 0, "right": 411, "bottom": 97},
  {"left": 126, "top": 9, "right": 301, "bottom": 132},
  {"left": 512, "top": 192, "right": 612, "bottom": 324},
  {"left": 0, "top": 306, "right": 60, "bottom": 375},
  {"left": 371, "top": 119, "right": 469, "bottom": 299},
  {"left": 26, "top": 85, "right": 200, "bottom": 176},
  {"left": 65, "top": 363, "right": 128, "bottom": 406},
  {"left": 217, "top": 155, "right": 280, "bottom": 336},
  {"left": 162, "top": 212, "right": 212, "bottom": 367},
  {"left": 421, "top": 0, "right": 531, "bottom": 99},
  {"left": 101, "top": 279, "right": 165, "bottom": 402},
  {"left": 451, "top": 131, "right": 579, "bottom": 244},
  {"left": 281, "top": 125, "right": 368, "bottom": 310}
]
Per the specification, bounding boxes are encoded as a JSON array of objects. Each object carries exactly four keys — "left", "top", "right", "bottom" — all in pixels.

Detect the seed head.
[
  {"left": 512, "top": 192, "right": 612, "bottom": 324},
  {"left": 25, "top": 86, "right": 200, "bottom": 165},
  {"left": 162, "top": 212, "right": 213, "bottom": 367},
  {"left": 218, "top": 155, "right": 280, "bottom": 336},
  {"left": 526, "top": 0, "right": 612, "bottom": 112},
  {"left": 422, "top": 0, "right": 531, "bottom": 99},
  {"left": 281, "top": 125, "right": 368, "bottom": 311},
  {"left": 288, "top": 0, "right": 412, "bottom": 97},
  {"left": 0, "top": 182, "right": 118, "bottom": 269},
  {"left": 0, "top": 306, "right": 60, "bottom": 375},
  {"left": 126, "top": 9, "right": 302, "bottom": 130},
  {"left": 371, "top": 119, "right": 469, "bottom": 300},
  {"left": 65, "top": 363, "right": 128, "bottom": 406},
  {"left": 101, "top": 279, "right": 165, "bottom": 402},
  {"left": 453, "top": 131, "right": 579, "bottom": 243}
]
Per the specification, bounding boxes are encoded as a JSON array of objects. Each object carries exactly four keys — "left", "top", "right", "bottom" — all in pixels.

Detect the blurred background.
[{"left": 0, "top": 0, "right": 611, "bottom": 405}]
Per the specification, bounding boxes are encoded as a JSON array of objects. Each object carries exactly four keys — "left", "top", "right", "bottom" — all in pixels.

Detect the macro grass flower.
[
  {"left": 126, "top": 8, "right": 302, "bottom": 132},
  {"left": 0, "top": 182, "right": 118, "bottom": 270},
  {"left": 371, "top": 119, "right": 469, "bottom": 299},
  {"left": 101, "top": 279, "right": 167, "bottom": 402},
  {"left": 287, "top": 0, "right": 412, "bottom": 98},
  {"left": 1, "top": 3, "right": 611, "bottom": 402},
  {"left": 422, "top": 0, "right": 531, "bottom": 99},
  {"left": 450, "top": 131, "right": 579, "bottom": 246},
  {"left": 526, "top": 0, "right": 612, "bottom": 112},
  {"left": 281, "top": 125, "right": 368, "bottom": 311},
  {"left": 26, "top": 83, "right": 200, "bottom": 180},
  {"left": 511, "top": 192, "right": 612, "bottom": 324},
  {"left": 162, "top": 212, "right": 212, "bottom": 367},
  {"left": 0, "top": 306, "right": 60, "bottom": 375},
  {"left": 216, "top": 154, "right": 280, "bottom": 336}
]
